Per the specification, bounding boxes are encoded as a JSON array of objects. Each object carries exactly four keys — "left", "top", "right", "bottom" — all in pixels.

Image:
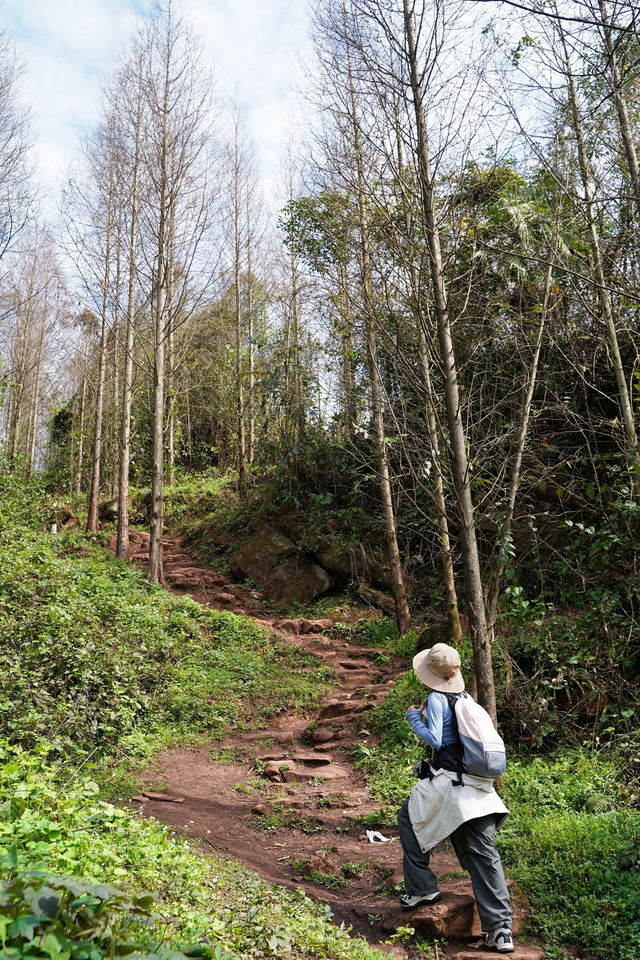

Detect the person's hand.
[{"left": 407, "top": 705, "right": 422, "bottom": 714}]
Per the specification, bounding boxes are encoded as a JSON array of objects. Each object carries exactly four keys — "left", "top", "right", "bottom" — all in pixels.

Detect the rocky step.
[
  {"left": 128, "top": 531, "right": 150, "bottom": 543},
  {"left": 262, "top": 758, "right": 350, "bottom": 782},
  {"left": 336, "top": 672, "right": 388, "bottom": 686},
  {"left": 258, "top": 750, "right": 334, "bottom": 766},
  {"left": 310, "top": 726, "right": 352, "bottom": 744},
  {"left": 275, "top": 618, "right": 334, "bottom": 635},
  {"left": 377, "top": 893, "right": 495, "bottom": 941},
  {"left": 316, "top": 698, "right": 372, "bottom": 721},
  {"left": 165, "top": 565, "right": 212, "bottom": 578},
  {"left": 337, "top": 659, "right": 378, "bottom": 670},
  {"left": 453, "top": 947, "right": 544, "bottom": 959}
]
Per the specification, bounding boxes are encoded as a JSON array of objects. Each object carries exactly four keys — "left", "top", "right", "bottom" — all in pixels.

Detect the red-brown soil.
[{"left": 115, "top": 530, "right": 545, "bottom": 960}]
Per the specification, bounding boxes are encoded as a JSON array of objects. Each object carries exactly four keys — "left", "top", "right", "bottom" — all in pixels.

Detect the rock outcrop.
[{"left": 230, "top": 521, "right": 333, "bottom": 604}]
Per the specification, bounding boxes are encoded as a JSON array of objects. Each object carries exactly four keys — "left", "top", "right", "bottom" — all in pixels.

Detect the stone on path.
[
  {"left": 263, "top": 758, "right": 349, "bottom": 782},
  {"left": 277, "top": 618, "right": 301, "bottom": 634},
  {"left": 299, "top": 618, "right": 333, "bottom": 634},
  {"left": 310, "top": 727, "right": 334, "bottom": 744},
  {"left": 380, "top": 893, "right": 476, "bottom": 939},
  {"left": 455, "top": 947, "right": 545, "bottom": 960},
  {"left": 317, "top": 698, "right": 369, "bottom": 720},
  {"left": 142, "top": 791, "right": 185, "bottom": 803}
]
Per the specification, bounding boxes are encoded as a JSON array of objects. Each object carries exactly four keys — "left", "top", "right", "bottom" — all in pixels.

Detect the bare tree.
[
  {"left": 85, "top": 121, "right": 116, "bottom": 533},
  {"left": 140, "top": 1, "right": 219, "bottom": 582},
  {"left": 0, "top": 30, "right": 33, "bottom": 266},
  {"left": 115, "top": 53, "right": 144, "bottom": 560}
]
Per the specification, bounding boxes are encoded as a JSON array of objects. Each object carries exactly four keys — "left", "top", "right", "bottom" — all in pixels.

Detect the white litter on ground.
[{"left": 366, "top": 829, "right": 392, "bottom": 843}]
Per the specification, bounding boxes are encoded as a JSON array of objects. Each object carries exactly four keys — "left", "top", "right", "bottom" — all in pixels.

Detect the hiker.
[{"left": 397, "top": 642, "right": 514, "bottom": 954}]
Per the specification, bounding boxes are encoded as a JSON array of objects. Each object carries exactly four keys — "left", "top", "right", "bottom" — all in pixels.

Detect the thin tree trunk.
[
  {"left": 597, "top": 0, "right": 640, "bottom": 221},
  {"left": 344, "top": 2, "right": 412, "bottom": 636},
  {"left": 86, "top": 171, "right": 114, "bottom": 533},
  {"left": 109, "top": 225, "right": 122, "bottom": 497},
  {"left": 559, "top": 23, "right": 638, "bottom": 460},
  {"left": 148, "top": 20, "right": 173, "bottom": 584},
  {"left": 167, "top": 231, "right": 176, "bottom": 487},
  {"left": 116, "top": 73, "right": 142, "bottom": 561},
  {"left": 234, "top": 129, "right": 247, "bottom": 500},
  {"left": 339, "top": 262, "right": 356, "bottom": 439},
  {"left": 415, "top": 314, "right": 462, "bottom": 643},
  {"left": 487, "top": 260, "right": 553, "bottom": 627},
  {"left": 290, "top": 244, "right": 304, "bottom": 445},
  {"left": 403, "top": 0, "right": 494, "bottom": 715},
  {"left": 392, "top": 79, "right": 461, "bottom": 643},
  {"left": 75, "top": 333, "right": 89, "bottom": 495},
  {"left": 27, "top": 302, "right": 46, "bottom": 477},
  {"left": 246, "top": 197, "right": 255, "bottom": 465}
]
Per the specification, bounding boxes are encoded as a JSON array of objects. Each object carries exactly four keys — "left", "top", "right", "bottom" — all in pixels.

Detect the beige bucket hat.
[{"left": 413, "top": 642, "right": 465, "bottom": 693}]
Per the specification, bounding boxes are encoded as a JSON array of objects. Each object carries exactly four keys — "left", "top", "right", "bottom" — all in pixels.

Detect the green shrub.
[
  {"left": 500, "top": 758, "right": 640, "bottom": 960},
  {"left": 0, "top": 522, "right": 331, "bottom": 764}
]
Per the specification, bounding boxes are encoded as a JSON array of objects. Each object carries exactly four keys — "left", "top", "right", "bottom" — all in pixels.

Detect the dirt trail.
[{"left": 117, "top": 530, "right": 544, "bottom": 960}]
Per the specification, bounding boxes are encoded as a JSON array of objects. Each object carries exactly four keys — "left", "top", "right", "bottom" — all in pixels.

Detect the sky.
[{"left": 2, "top": 0, "right": 313, "bottom": 212}]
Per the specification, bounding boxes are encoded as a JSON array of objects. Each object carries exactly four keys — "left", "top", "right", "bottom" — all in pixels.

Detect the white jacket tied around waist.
[{"left": 408, "top": 767, "right": 509, "bottom": 853}]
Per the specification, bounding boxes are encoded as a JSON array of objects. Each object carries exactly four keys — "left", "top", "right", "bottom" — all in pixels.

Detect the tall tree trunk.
[
  {"left": 486, "top": 260, "right": 553, "bottom": 627},
  {"left": 415, "top": 313, "right": 462, "bottom": 643},
  {"left": 234, "top": 129, "right": 247, "bottom": 500},
  {"left": 148, "top": 18, "right": 173, "bottom": 584},
  {"left": 403, "top": 0, "right": 494, "bottom": 715},
  {"left": 86, "top": 173, "right": 114, "bottom": 533},
  {"left": 290, "top": 242, "right": 305, "bottom": 446},
  {"left": 109, "top": 225, "right": 122, "bottom": 496},
  {"left": 559, "top": 23, "right": 638, "bottom": 462},
  {"left": 597, "top": 0, "right": 640, "bottom": 221},
  {"left": 246, "top": 196, "right": 255, "bottom": 465},
  {"left": 166, "top": 231, "right": 176, "bottom": 487},
  {"left": 27, "top": 301, "right": 46, "bottom": 477},
  {"left": 116, "top": 73, "right": 142, "bottom": 561},
  {"left": 392, "top": 81, "right": 461, "bottom": 643},
  {"left": 338, "top": 262, "right": 356, "bottom": 440},
  {"left": 75, "top": 332, "right": 89, "bottom": 495},
  {"left": 343, "top": 2, "right": 412, "bottom": 636}
]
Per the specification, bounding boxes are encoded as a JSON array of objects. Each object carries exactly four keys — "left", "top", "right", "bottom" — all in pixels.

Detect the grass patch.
[
  {"left": 0, "top": 476, "right": 386, "bottom": 960},
  {"left": 0, "top": 741, "right": 384, "bottom": 959}
]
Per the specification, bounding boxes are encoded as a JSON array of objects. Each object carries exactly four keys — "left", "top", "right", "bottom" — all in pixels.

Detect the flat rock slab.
[
  {"left": 299, "top": 619, "right": 333, "bottom": 634},
  {"left": 264, "top": 758, "right": 350, "bottom": 782},
  {"left": 338, "top": 659, "right": 374, "bottom": 670},
  {"left": 142, "top": 792, "right": 185, "bottom": 803},
  {"left": 259, "top": 751, "right": 333, "bottom": 765},
  {"left": 317, "top": 699, "right": 369, "bottom": 720},
  {"left": 381, "top": 892, "right": 476, "bottom": 939},
  {"left": 455, "top": 946, "right": 545, "bottom": 960},
  {"left": 444, "top": 877, "right": 527, "bottom": 937}
]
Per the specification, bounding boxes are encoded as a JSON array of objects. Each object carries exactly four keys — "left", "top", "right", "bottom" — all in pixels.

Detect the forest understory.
[{"left": 0, "top": 473, "right": 638, "bottom": 960}]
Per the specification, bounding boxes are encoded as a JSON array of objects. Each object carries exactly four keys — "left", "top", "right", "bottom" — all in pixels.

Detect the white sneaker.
[
  {"left": 399, "top": 890, "right": 441, "bottom": 909},
  {"left": 484, "top": 927, "right": 514, "bottom": 953}
]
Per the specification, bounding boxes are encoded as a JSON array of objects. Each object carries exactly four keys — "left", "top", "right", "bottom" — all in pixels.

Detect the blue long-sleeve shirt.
[{"left": 407, "top": 692, "right": 460, "bottom": 751}]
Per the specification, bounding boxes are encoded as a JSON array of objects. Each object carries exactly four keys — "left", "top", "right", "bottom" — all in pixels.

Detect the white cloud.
[{"left": 2, "top": 0, "right": 313, "bottom": 215}]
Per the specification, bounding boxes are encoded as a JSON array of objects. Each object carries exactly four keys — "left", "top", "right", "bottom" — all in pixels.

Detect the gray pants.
[{"left": 397, "top": 799, "right": 512, "bottom": 932}]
